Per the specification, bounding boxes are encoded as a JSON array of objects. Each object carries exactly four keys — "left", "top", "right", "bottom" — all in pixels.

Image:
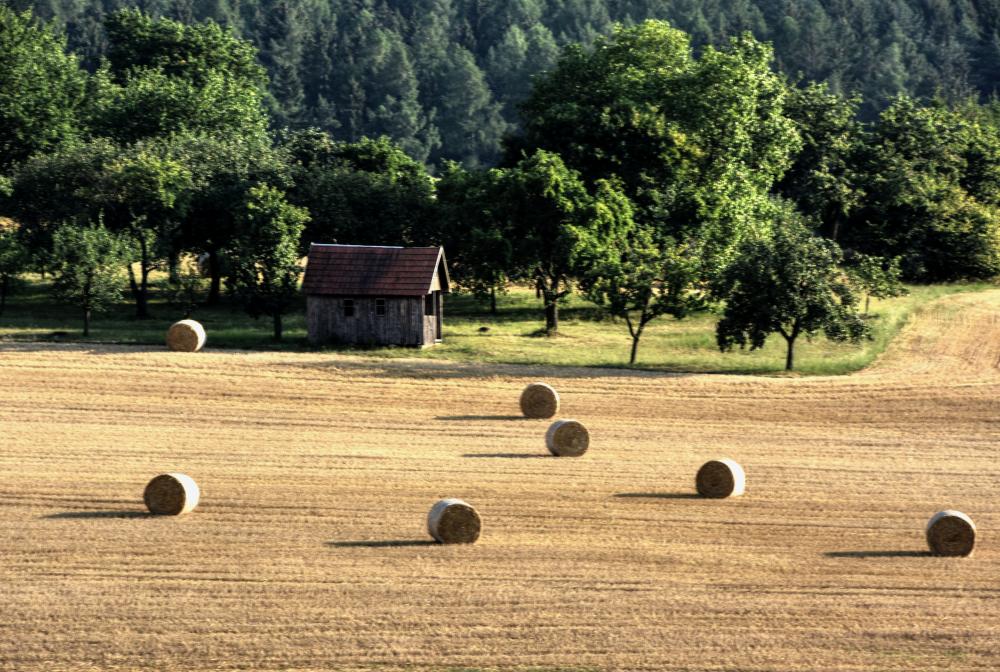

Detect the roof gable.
[{"left": 303, "top": 244, "right": 449, "bottom": 296}]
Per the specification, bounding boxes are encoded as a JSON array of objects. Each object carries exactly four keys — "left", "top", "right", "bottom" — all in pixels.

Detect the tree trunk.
[
  {"left": 544, "top": 300, "right": 558, "bottom": 334},
  {"left": 490, "top": 286, "right": 497, "bottom": 315},
  {"left": 629, "top": 324, "right": 645, "bottom": 365},
  {"left": 865, "top": 294, "right": 871, "bottom": 314},
  {"left": 207, "top": 249, "right": 222, "bottom": 305},
  {"left": 136, "top": 232, "right": 151, "bottom": 319},
  {"left": 784, "top": 336, "right": 795, "bottom": 371},
  {"left": 542, "top": 276, "right": 559, "bottom": 335},
  {"left": 273, "top": 312, "right": 283, "bottom": 341},
  {"left": 83, "top": 307, "right": 91, "bottom": 337},
  {"left": 0, "top": 275, "right": 8, "bottom": 317},
  {"left": 168, "top": 250, "right": 180, "bottom": 284}
]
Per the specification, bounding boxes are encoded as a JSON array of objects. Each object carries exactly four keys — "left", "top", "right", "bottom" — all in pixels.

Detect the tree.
[
  {"left": 0, "top": 7, "right": 86, "bottom": 173},
  {"left": 844, "top": 253, "right": 906, "bottom": 314},
  {"left": 581, "top": 218, "right": 706, "bottom": 365},
  {"left": 91, "top": 140, "right": 193, "bottom": 318},
  {"left": 432, "top": 163, "right": 513, "bottom": 313},
  {"left": 497, "top": 150, "right": 625, "bottom": 334},
  {"left": 175, "top": 132, "right": 289, "bottom": 305},
  {"left": 88, "top": 10, "right": 269, "bottom": 145},
  {"left": 0, "top": 220, "right": 28, "bottom": 316},
  {"left": 775, "top": 83, "right": 864, "bottom": 241},
  {"left": 226, "top": 184, "right": 308, "bottom": 340},
  {"left": 49, "top": 221, "right": 126, "bottom": 336},
  {"left": 514, "top": 20, "right": 800, "bottom": 306},
  {"left": 846, "top": 97, "right": 1000, "bottom": 281},
  {"left": 284, "top": 131, "right": 434, "bottom": 249},
  {"left": 715, "top": 212, "right": 869, "bottom": 371}
]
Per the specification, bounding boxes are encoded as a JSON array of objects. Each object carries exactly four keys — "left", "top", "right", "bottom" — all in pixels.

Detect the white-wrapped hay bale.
[
  {"left": 144, "top": 473, "right": 200, "bottom": 515},
  {"left": 520, "top": 382, "right": 560, "bottom": 419},
  {"left": 427, "top": 498, "right": 481, "bottom": 544},
  {"left": 696, "top": 459, "right": 745, "bottom": 498},
  {"left": 545, "top": 419, "right": 589, "bottom": 457},
  {"left": 926, "top": 510, "right": 976, "bottom": 557},
  {"left": 166, "top": 319, "right": 206, "bottom": 352}
]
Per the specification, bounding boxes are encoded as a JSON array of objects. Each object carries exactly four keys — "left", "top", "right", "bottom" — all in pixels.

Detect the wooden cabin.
[{"left": 303, "top": 244, "right": 450, "bottom": 347}]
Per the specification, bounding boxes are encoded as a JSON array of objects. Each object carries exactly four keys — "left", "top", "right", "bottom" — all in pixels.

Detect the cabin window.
[
  {"left": 424, "top": 293, "right": 435, "bottom": 316},
  {"left": 343, "top": 299, "right": 355, "bottom": 317},
  {"left": 375, "top": 298, "right": 386, "bottom": 316}
]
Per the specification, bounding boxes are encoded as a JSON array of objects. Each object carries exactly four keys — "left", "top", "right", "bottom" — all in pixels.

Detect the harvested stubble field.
[{"left": 1, "top": 291, "right": 999, "bottom": 672}]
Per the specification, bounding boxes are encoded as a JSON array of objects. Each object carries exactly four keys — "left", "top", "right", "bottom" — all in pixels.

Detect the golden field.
[{"left": 1, "top": 290, "right": 999, "bottom": 671}]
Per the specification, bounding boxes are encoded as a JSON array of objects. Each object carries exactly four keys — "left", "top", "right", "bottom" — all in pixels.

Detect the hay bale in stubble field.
[
  {"left": 926, "top": 510, "right": 976, "bottom": 557},
  {"left": 166, "top": 319, "right": 206, "bottom": 352},
  {"left": 520, "top": 382, "right": 559, "bottom": 419},
  {"left": 144, "top": 473, "right": 200, "bottom": 515},
  {"left": 427, "top": 498, "right": 481, "bottom": 544},
  {"left": 545, "top": 419, "right": 589, "bottom": 457},
  {"left": 696, "top": 459, "right": 746, "bottom": 498}
]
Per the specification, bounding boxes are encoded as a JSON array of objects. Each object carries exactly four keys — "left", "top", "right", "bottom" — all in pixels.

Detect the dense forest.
[{"left": 5, "top": 0, "right": 1000, "bottom": 167}]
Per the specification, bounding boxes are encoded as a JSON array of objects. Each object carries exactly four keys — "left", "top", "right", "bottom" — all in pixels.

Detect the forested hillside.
[{"left": 6, "top": 0, "right": 1000, "bottom": 167}]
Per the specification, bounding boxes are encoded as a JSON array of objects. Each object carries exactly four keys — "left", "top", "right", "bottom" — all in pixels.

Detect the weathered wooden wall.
[{"left": 307, "top": 296, "right": 425, "bottom": 346}]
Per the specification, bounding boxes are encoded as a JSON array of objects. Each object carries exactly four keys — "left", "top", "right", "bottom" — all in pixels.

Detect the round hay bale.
[
  {"left": 926, "top": 510, "right": 976, "bottom": 557},
  {"left": 427, "top": 498, "right": 481, "bottom": 544},
  {"left": 144, "top": 473, "right": 200, "bottom": 515},
  {"left": 695, "top": 459, "right": 746, "bottom": 498},
  {"left": 545, "top": 419, "right": 589, "bottom": 457},
  {"left": 520, "top": 382, "right": 559, "bottom": 419},
  {"left": 166, "top": 319, "right": 206, "bottom": 352}
]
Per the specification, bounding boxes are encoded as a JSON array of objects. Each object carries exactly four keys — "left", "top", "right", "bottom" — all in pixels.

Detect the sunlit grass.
[{"left": 0, "top": 274, "right": 993, "bottom": 375}]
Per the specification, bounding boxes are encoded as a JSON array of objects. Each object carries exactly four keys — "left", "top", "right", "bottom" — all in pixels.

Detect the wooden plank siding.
[{"left": 307, "top": 296, "right": 425, "bottom": 347}]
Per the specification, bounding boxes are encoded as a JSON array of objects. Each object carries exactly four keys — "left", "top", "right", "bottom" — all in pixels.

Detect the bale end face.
[
  {"left": 427, "top": 498, "right": 481, "bottom": 544},
  {"left": 545, "top": 419, "right": 589, "bottom": 457},
  {"left": 144, "top": 473, "right": 200, "bottom": 515},
  {"left": 696, "top": 459, "right": 745, "bottom": 498},
  {"left": 166, "top": 319, "right": 207, "bottom": 352},
  {"left": 926, "top": 510, "right": 976, "bottom": 557},
  {"left": 520, "top": 382, "right": 560, "bottom": 419}
]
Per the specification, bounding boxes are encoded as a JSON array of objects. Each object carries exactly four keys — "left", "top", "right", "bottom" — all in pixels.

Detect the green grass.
[{"left": 0, "top": 275, "right": 993, "bottom": 375}]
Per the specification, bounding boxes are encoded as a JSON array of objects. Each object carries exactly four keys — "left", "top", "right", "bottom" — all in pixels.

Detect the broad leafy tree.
[
  {"left": 226, "top": 184, "right": 309, "bottom": 341},
  {"left": 284, "top": 131, "right": 435, "bottom": 249},
  {"left": 49, "top": 221, "right": 127, "bottom": 336},
  {"left": 0, "top": 220, "right": 28, "bottom": 316},
  {"left": 432, "top": 163, "right": 513, "bottom": 313},
  {"left": 88, "top": 10, "right": 269, "bottom": 145},
  {"left": 775, "top": 83, "right": 864, "bottom": 241},
  {"left": 846, "top": 97, "right": 1000, "bottom": 281},
  {"left": 0, "top": 7, "right": 86, "bottom": 173},
  {"left": 497, "top": 150, "right": 629, "bottom": 334},
  {"left": 844, "top": 253, "right": 907, "bottom": 314},
  {"left": 514, "top": 20, "right": 800, "bottom": 301},
  {"left": 715, "top": 211, "right": 870, "bottom": 371}
]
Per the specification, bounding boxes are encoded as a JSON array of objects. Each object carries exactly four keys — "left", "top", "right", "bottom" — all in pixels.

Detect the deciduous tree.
[
  {"left": 49, "top": 221, "right": 126, "bottom": 336},
  {"left": 715, "top": 211, "right": 869, "bottom": 371},
  {"left": 226, "top": 184, "right": 308, "bottom": 341}
]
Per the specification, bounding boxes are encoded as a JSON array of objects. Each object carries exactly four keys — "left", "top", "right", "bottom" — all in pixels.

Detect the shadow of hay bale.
[{"left": 326, "top": 540, "right": 438, "bottom": 548}]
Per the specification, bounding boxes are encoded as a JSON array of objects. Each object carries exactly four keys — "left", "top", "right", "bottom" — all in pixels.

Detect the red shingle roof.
[{"left": 303, "top": 244, "right": 449, "bottom": 296}]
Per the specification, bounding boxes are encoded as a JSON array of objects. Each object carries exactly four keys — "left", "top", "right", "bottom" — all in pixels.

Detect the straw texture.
[
  {"left": 144, "top": 473, "right": 200, "bottom": 515},
  {"left": 520, "top": 383, "right": 560, "bottom": 419},
  {"left": 545, "top": 419, "right": 589, "bottom": 457},
  {"left": 166, "top": 320, "right": 206, "bottom": 352},
  {"left": 696, "top": 459, "right": 746, "bottom": 498},
  {"left": 427, "top": 498, "right": 481, "bottom": 544},
  {"left": 926, "top": 510, "right": 976, "bottom": 556}
]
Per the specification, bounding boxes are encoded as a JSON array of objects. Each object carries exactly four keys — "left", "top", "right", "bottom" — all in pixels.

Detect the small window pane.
[
  {"left": 375, "top": 298, "right": 386, "bottom": 316},
  {"left": 343, "top": 299, "right": 354, "bottom": 317},
  {"left": 424, "top": 294, "right": 435, "bottom": 315}
]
